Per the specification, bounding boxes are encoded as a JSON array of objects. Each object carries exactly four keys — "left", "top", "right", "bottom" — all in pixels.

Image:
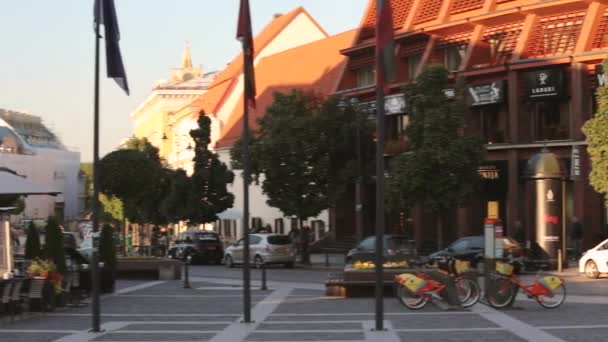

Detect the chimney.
[{"left": 273, "top": 13, "right": 282, "bottom": 19}]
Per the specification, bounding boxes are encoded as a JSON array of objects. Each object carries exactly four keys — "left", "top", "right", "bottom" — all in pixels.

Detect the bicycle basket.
[
  {"left": 495, "top": 261, "right": 514, "bottom": 276},
  {"left": 395, "top": 273, "right": 427, "bottom": 293},
  {"left": 538, "top": 276, "right": 562, "bottom": 290},
  {"left": 454, "top": 260, "right": 471, "bottom": 274}
]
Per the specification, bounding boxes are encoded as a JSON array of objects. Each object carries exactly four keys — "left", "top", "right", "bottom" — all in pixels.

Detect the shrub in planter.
[
  {"left": 25, "top": 221, "right": 42, "bottom": 260},
  {"left": 43, "top": 217, "right": 66, "bottom": 275},
  {"left": 99, "top": 223, "right": 117, "bottom": 293}
]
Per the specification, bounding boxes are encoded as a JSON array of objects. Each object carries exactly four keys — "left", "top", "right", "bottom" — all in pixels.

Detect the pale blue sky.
[{"left": 0, "top": 0, "right": 368, "bottom": 161}]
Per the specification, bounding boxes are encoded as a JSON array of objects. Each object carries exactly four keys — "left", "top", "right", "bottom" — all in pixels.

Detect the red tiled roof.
[
  {"left": 215, "top": 29, "right": 358, "bottom": 149},
  {"left": 172, "top": 7, "right": 326, "bottom": 120}
]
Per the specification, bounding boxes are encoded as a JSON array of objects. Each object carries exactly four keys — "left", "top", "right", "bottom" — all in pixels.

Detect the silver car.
[{"left": 224, "top": 234, "right": 296, "bottom": 268}]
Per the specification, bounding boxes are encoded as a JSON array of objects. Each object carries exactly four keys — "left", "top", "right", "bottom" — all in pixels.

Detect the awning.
[
  {"left": 0, "top": 171, "right": 60, "bottom": 196},
  {"left": 217, "top": 208, "right": 242, "bottom": 220}
]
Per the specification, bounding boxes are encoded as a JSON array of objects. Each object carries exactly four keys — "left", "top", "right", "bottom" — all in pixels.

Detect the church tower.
[{"left": 170, "top": 42, "right": 203, "bottom": 83}]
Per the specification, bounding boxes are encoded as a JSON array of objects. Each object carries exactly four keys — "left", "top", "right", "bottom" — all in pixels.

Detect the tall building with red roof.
[{"left": 335, "top": 0, "right": 608, "bottom": 252}]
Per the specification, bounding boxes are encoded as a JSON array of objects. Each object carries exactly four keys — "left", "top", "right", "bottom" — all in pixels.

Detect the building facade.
[
  {"left": 336, "top": 0, "right": 608, "bottom": 251},
  {"left": 0, "top": 110, "right": 82, "bottom": 225}
]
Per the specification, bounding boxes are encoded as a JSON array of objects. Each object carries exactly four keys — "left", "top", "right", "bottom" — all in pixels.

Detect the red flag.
[
  {"left": 237, "top": 0, "right": 256, "bottom": 108},
  {"left": 376, "top": 0, "right": 396, "bottom": 92}
]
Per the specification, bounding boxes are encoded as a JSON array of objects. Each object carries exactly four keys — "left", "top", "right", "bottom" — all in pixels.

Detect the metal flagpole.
[
  {"left": 374, "top": 85, "right": 386, "bottom": 331},
  {"left": 242, "top": 40, "right": 252, "bottom": 324},
  {"left": 91, "top": 0, "right": 102, "bottom": 332}
]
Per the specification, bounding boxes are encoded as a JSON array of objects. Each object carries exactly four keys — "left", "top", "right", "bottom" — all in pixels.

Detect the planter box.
[{"left": 116, "top": 258, "right": 182, "bottom": 280}]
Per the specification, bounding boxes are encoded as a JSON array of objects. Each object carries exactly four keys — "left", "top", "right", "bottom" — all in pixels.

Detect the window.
[
  {"left": 477, "top": 106, "right": 507, "bottom": 144},
  {"left": 268, "top": 235, "right": 292, "bottom": 245},
  {"left": 387, "top": 114, "right": 409, "bottom": 141},
  {"left": 408, "top": 54, "right": 422, "bottom": 79},
  {"left": 249, "top": 235, "right": 262, "bottom": 245},
  {"left": 359, "top": 237, "right": 375, "bottom": 250},
  {"left": 274, "top": 218, "right": 284, "bottom": 234},
  {"left": 532, "top": 101, "right": 570, "bottom": 141},
  {"left": 356, "top": 65, "right": 375, "bottom": 87},
  {"left": 445, "top": 46, "right": 464, "bottom": 72},
  {"left": 449, "top": 238, "right": 470, "bottom": 252}
]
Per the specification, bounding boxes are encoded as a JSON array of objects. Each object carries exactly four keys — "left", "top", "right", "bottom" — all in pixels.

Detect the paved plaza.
[{"left": 1, "top": 264, "right": 607, "bottom": 342}]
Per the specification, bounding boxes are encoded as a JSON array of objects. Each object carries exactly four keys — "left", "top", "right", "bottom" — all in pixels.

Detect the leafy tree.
[
  {"left": 99, "top": 223, "right": 117, "bottom": 271},
  {"left": 231, "top": 90, "right": 373, "bottom": 224},
  {"left": 80, "top": 163, "right": 93, "bottom": 212},
  {"left": 187, "top": 113, "right": 234, "bottom": 224},
  {"left": 386, "top": 66, "right": 484, "bottom": 249},
  {"left": 43, "top": 217, "right": 66, "bottom": 275},
  {"left": 160, "top": 169, "right": 192, "bottom": 223},
  {"left": 25, "top": 221, "right": 41, "bottom": 260},
  {"left": 99, "top": 149, "right": 161, "bottom": 200},
  {"left": 100, "top": 194, "right": 123, "bottom": 223},
  {"left": 583, "top": 59, "right": 608, "bottom": 207}
]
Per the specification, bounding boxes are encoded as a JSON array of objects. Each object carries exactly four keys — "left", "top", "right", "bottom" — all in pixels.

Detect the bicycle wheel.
[
  {"left": 536, "top": 284, "right": 566, "bottom": 309},
  {"left": 487, "top": 274, "right": 516, "bottom": 309},
  {"left": 396, "top": 285, "right": 429, "bottom": 310},
  {"left": 456, "top": 278, "right": 481, "bottom": 308}
]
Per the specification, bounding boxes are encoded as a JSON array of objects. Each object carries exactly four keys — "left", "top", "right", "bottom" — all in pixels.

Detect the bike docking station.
[{"left": 482, "top": 217, "right": 519, "bottom": 308}]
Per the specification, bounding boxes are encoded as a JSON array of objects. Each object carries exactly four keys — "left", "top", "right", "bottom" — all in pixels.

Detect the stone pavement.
[{"left": 1, "top": 272, "right": 607, "bottom": 342}]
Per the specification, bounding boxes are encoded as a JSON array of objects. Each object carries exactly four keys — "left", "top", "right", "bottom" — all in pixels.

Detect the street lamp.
[{"left": 350, "top": 98, "right": 364, "bottom": 241}]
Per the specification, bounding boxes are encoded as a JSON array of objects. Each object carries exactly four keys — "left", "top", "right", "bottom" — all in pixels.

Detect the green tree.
[
  {"left": 231, "top": 90, "right": 372, "bottom": 224},
  {"left": 80, "top": 163, "right": 93, "bottom": 212},
  {"left": 100, "top": 194, "right": 124, "bottom": 223},
  {"left": 99, "top": 223, "right": 117, "bottom": 271},
  {"left": 187, "top": 113, "right": 234, "bottom": 224},
  {"left": 160, "top": 169, "right": 192, "bottom": 223},
  {"left": 99, "top": 149, "right": 161, "bottom": 200},
  {"left": 25, "top": 221, "right": 41, "bottom": 260},
  {"left": 43, "top": 217, "right": 66, "bottom": 275},
  {"left": 386, "top": 66, "right": 484, "bottom": 249},
  {"left": 583, "top": 59, "right": 608, "bottom": 207}
]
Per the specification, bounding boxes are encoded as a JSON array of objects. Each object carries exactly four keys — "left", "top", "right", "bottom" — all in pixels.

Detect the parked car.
[
  {"left": 224, "top": 233, "right": 296, "bottom": 268},
  {"left": 579, "top": 238, "right": 608, "bottom": 279},
  {"left": 345, "top": 235, "right": 416, "bottom": 264},
  {"left": 167, "top": 231, "right": 224, "bottom": 264},
  {"left": 428, "top": 235, "right": 525, "bottom": 270}
]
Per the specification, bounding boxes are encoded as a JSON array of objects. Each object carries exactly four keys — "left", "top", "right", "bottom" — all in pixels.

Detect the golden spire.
[{"left": 181, "top": 41, "right": 193, "bottom": 69}]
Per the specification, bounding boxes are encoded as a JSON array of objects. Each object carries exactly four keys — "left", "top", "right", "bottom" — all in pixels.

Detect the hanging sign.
[
  {"left": 526, "top": 69, "right": 564, "bottom": 99},
  {"left": 571, "top": 145, "right": 581, "bottom": 181},
  {"left": 466, "top": 81, "right": 505, "bottom": 106}
]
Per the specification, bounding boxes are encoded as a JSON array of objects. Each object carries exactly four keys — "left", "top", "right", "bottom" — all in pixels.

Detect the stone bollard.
[
  {"left": 261, "top": 264, "right": 268, "bottom": 291},
  {"left": 183, "top": 261, "right": 190, "bottom": 289}
]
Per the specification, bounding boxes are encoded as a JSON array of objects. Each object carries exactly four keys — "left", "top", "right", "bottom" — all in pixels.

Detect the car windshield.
[{"left": 267, "top": 235, "right": 291, "bottom": 245}]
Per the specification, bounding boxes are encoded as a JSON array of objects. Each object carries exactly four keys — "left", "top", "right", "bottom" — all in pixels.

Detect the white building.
[{"left": 0, "top": 110, "right": 82, "bottom": 226}]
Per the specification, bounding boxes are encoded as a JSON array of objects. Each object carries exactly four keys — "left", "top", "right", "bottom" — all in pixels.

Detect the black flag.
[{"left": 94, "top": 0, "right": 129, "bottom": 95}]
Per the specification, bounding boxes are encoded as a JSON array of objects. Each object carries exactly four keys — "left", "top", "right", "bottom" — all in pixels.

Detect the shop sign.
[
  {"left": 358, "top": 93, "right": 407, "bottom": 115},
  {"left": 526, "top": 69, "right": 563, "bottom": 99},
  {"left": 596, "top": 64, "right": 606, "bottom": 87},
  {"left": 466, "top": 81, "right": 504, "bottom": 106},
  {"left": 571, "top": 145, "right": 581, "bottom": 181},
  {"left": 478, "top": 165, "right": 500, "bottom": 180}
]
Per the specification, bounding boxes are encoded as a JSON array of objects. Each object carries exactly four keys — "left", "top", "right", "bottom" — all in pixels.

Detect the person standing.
[
  {"left": 569, "top": 216, "right": 583, "bottom": 259},
  {"left": 300, "top": 226, "right": 311, "bottom": 265}
]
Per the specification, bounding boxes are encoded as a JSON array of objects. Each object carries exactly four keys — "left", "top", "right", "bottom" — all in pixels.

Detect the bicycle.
[
  {"left": 394, "top": 258, "right": 481, "bottom": 310},
  {"left": 486, "top": 260, "right": 566, "bottom": 309}
]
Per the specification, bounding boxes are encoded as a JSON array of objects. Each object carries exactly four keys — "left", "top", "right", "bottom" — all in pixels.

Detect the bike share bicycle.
[
  {"left": 486, "top": 259, "right": 566, "bottom": 309},
  {"left": 394, "top": 257, "right": 481, "bottom": 309}
]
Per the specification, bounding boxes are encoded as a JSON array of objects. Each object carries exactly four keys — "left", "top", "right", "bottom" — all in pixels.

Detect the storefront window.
[
  {"left": 477, "top": 105, "right": 507, "bottom": 144},
  {"left": 387, "top": 114, "right": 409, "bottom": 141},
  {"left": 356, "top": 65, "right": 375, "bottom": 87},
  {"left": 407, "top": 54, "right": 421, "bottom": 79},
  {"left": 444, "top": 46, "right": 464, "bottom": 72},
  {"left": 532, "top": 101, "right": 570, "bottom": 141}
]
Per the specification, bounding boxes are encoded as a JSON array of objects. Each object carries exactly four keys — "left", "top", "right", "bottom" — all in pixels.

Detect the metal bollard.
[
  {"left": 261, "top": 264, "right": 268, "bottom": 291},
  {"left": 183, "top": 261, "right": 191, "bottom": 289},
  {"left": 325, "top": 252, "right": 330, "bottom": 267},
  {"left": 557, "top": 249, "right": 563, "bottom": 273}
]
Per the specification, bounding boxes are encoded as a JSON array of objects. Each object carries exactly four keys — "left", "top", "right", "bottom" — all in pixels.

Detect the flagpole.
[
  {"left": 242, "top": 41, "right": 252, "bottom": 324},
  {"left": 91, "top": 0, "right": 102, "bottom": 333},
  {"left": 374, "top": 84, "right": 386, "bottom": 331}
]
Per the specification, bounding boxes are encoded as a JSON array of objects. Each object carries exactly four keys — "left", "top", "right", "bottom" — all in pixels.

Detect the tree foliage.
[
  {"left": 187, "top": 113, "right": 234, "bottom": 224},
  {"left": 386, "top": 66, "right": 484, "bottom": 245},
  {"left": 43, "top": 217, "right": 66, "bottom": 275},
  {"left": 99, "top": 149, "right": 161, "bottom": 200},
  {"left": 25, "top": 221, "right": 41, "bottom": 260},
  {"left": 160, "top": 169, "right": 192, "bottom": 222},
  {"left": 583, "top": 59, "right": 608, "bottom": 207},
  {"left": 231, "top": 90, "right": 373, "bottom": 221}
]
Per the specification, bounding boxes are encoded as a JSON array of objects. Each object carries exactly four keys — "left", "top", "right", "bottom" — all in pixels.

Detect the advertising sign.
[
  {"left": 571, "top": 145, "right": 581, "bottom": 181},
  {"left": 526, "top": 69, "right": 564, "bottom": 99},
  {"left": 466, "top": 81, "right": 505, "bottom": 106}
]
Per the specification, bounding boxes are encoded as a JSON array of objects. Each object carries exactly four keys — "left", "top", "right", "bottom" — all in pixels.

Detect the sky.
[{"left": 0, "top": 0, "right": 368, "bottom": 162}]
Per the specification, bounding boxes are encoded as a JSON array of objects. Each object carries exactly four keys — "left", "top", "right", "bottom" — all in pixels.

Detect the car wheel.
[
  {"left": 254, "top": 255, "right": 264, "bottom": 269},
  {"left": 225, "top": 255, "right": 234, "bottom": 268},
  {"left": 585, "top": 260, "right": 600, "bottom": 279}
]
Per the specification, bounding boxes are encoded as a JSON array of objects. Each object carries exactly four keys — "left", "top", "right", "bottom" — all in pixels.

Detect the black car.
[
  {"left": 168, "top": 231, "right": 223, "bottom": 264},
  {"left": 428, "top": 235, "right": 525, "bottom": 269},
  {"left": 345, "top": 235, "right": 416, "bottom": 264}
]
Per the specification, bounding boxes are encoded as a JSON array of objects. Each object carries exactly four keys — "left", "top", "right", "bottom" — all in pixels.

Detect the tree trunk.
[{"left": 437, "top": 214, "right": 443, "bottom": 251}]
